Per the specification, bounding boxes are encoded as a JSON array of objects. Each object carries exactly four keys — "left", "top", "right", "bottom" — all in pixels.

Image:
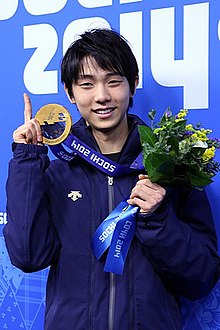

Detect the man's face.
[{"left": 67, "top": 57, "right": 133, "bottom": 135}]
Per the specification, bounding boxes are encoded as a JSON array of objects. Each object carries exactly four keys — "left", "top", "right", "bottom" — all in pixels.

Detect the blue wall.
[{"left": 0, "top": 1, "right": 220, "bottom": 329}]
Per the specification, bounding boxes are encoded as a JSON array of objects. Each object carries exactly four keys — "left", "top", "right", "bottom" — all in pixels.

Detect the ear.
[
  {"left": 64, "top": 84, "right": 76, "bottom": 104},
  {"left": 130, "top": 76, "right": 139, "bottom": 98}
]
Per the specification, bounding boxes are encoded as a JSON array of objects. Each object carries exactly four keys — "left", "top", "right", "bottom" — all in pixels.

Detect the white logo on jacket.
[{"left": 68, "top": 191, "right": 82, "bottom": 202}]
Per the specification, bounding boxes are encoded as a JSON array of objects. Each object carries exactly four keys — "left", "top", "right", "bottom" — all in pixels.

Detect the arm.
[
  {"left": 128, "top": 175, "right": 220, "bottom": 300},
  {"left": 3, "top": 94, "right": 61, "bottom": 273}
]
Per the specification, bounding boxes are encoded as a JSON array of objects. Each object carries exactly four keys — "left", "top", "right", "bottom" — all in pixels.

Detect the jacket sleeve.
[
  {"left": 136, "top": 186, "right": 220, "bottom": 301},
  {"left": 3, "top": 143, "right": 61, "bottom": 273}
]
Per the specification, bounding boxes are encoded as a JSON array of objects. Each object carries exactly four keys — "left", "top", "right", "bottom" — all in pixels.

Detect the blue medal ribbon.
[
  {"left": 91, "top": 198, "right": 139, "bottom": 275},
  {"left": 49, "top": 132, "right": 144, "bottom": 176}
]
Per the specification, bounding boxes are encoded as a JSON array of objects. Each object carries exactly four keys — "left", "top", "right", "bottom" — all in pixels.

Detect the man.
[{"left": 4, "top": 29, "right": 220, "bottom": 329}]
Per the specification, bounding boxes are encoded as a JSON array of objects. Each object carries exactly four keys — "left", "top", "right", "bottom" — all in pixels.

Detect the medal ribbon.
[
  {"left": 91, "top": 199, "right": 139, "bottom": 274},
  {"left": 49, "top": 133, "right": 144, "bottom": 176}
]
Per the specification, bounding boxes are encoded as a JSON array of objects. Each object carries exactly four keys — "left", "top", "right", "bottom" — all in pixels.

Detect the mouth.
[{"left": 93, "top": 107, "right": 116, "bottom": 115}]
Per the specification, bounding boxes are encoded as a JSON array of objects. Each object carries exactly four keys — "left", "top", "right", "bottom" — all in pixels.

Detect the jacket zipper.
[
  {"left": 89, "top": 175, "right": 96, "bottom": 330},
  {"left": 107, "top": 176, "right": 115, "bottom": 330}
]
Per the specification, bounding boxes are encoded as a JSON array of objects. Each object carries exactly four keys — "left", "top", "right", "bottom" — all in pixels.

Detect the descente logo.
[{"left": 0, "top": 212, "right": 7, "bottom": 225}]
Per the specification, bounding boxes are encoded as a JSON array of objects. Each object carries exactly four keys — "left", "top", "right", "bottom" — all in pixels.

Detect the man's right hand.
[{"left": 13, "top": 93, "right": 43, "bottom": 144}]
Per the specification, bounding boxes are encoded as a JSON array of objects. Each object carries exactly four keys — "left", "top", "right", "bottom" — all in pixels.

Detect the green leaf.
[
  {"left": 186, "top": 171, "right": 213, "bottom": 187},
  {"left": 143, "top": 153, "right": 175, "bottom": 183},
  {"left": 173, "top": 119, "right": 187, "bottom": 128},
  {"left": 167, "top": 136, "right": 179, "bottom": 156},
  {"left": 138, "top": 125, "right": 158, "bottom": 147}
]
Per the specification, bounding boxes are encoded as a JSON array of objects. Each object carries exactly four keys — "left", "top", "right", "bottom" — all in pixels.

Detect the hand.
[
  {"left": 127, "top": 174, "right": 166, "bottom": 214},
  {"left": 13, "top": 93, "right": 43, "bottom": 144}
]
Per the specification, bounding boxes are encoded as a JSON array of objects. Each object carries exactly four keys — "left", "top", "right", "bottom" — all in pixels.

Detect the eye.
[
  {"left": 108, "top": 79, "right": 122, "bottom": 86},
  {"left": 79, "top": 82, "right": 93, "bottom": 88}
]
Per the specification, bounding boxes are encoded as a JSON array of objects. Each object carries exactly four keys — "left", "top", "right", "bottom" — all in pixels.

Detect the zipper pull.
[{"left": 108, "top": 176, "right": 114, "bottom": 186}]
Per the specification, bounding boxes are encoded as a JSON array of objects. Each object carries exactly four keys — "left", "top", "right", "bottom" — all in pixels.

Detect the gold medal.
[{"left": 35, "top": 104, "right": 72, "bottom": 145}]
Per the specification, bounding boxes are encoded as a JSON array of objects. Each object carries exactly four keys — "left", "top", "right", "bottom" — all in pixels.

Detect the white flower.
[{"left": 193, "top": 141, "right": 208, "bottom": 148}]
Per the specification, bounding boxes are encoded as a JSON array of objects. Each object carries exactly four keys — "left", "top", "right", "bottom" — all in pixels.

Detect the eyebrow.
[{"left": 77, "top": 72, "right": 122, "bottom": 80}]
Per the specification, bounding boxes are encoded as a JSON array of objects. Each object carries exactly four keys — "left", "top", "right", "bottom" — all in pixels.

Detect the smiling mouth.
[{"left": 93, "top": 108, "right": 116, "bottom": 115}]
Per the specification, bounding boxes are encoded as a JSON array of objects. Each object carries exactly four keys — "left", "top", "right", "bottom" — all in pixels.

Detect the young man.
[{"left": 4, "top": 29, "right": 220, "bottom": 329}]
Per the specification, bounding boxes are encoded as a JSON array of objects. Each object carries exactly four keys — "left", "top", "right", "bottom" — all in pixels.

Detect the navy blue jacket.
[{"left": 4, "top": 115, "right": 220, "bottom": 330}]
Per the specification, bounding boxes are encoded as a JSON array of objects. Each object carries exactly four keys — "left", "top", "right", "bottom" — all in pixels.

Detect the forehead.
[{"left": 78, "top": 56, "right": 119, "bottom": 77}]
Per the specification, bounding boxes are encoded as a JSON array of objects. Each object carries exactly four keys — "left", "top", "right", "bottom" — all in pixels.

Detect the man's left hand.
[{"left": 127, "top": 174, "right": 166, "bottom": 214}]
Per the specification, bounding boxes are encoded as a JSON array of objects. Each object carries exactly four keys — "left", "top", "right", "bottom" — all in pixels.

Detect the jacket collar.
[{"left": 71, "top": 114, "right": 146, "bottom": 167}]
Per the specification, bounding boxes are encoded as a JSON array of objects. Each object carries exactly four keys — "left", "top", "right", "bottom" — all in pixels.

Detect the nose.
[{"left": 94, "top": 84, "right": 111, "bottom": 103}]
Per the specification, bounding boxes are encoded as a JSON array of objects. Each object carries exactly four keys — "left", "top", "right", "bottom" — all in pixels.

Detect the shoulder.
[{"left": 127, "top": 114, "right": 147, "bottom": 127}]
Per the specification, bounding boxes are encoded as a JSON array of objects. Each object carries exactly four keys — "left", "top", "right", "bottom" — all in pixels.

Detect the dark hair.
[{"left": 61, "top": 29, "right": 139, "bottom": 107}]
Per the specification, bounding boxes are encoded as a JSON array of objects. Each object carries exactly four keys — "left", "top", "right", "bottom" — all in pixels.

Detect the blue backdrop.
[{"left": 0, "top": 1, "right": 220, "bottom": 329}]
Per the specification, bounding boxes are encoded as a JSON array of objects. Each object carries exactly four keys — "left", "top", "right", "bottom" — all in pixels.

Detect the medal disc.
[{"left": 35, "top": 104, "right": 72, "bottom": 145}]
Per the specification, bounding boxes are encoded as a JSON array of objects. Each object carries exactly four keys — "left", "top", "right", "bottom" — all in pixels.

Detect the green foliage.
[{"left": 138, "top": 109, "right": 220, "bottom": 188}]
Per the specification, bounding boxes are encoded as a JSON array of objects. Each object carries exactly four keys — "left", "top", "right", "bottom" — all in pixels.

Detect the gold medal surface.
[{"left": 35, "top": 104, "right": 72, "bottom": 145}]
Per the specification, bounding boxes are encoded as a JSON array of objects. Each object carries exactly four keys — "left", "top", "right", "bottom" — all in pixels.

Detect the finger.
[
  {"left": 130, "top": 179, "right": 166, "bottom": 203},
  {"left": 131, "top": 184, "right": 166, "bottom": 200},
  {"left": 138, "top": 174, "right": 164, "bottom": 191},
  {"left": 24, "top": 93, "right": 32, "bottom": 123},
  {"left": 127, "top": 196, "right": 162, "bottom": 214},
  {"left": 135, "top": 175, "right": 157, "bottom": 192},
  {"left": 136, "top": 178, "right": 162, "bottom": 192},
  {"left": 138, "top": 174, "right": 148, "bottom": 180},
  {"left": 127, "top": 197, "right": 151, "bottom": 212},
  {"left": 14, "top": 124, "right": 34, "bottom": 144},
  {"left": 13, "top": 127, "right": 28, "bottom": 144},
  {"left": 35, "top": 119, "right": 43, "bottom": 142},
  {"left": 28, "top": 119, "right": 42, "bottom": 144},
  {"left": 13, "top": 120, "right": 40, "bottom": 144}
]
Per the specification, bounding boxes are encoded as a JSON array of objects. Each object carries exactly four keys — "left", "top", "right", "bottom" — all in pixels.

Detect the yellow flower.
[
  {"left": 201, "top": 128, "right": 212, "bottom": 135},
  {"left": 153, "top": 127, "right": 164, "bottom": 134},
  {"left": 191, "top": 131, "right": 208, "bottom": 142},
  {"left": 185, "top": 124, "right": 194, "bottom": 131},
  {"left": 175, "top": 118, "right": 184, "bottom": 123},
  {"left": 191, "top": 133, "right": 199, "bottom": 142},
  {"left": 202, "top": 146, "right": 215, "bottom": 162},
  {"left": 176, "top": 109, "right": 188, "bottom": 119},
  {"left": 197, "top": 131, "right": 208, "bottom": 141}
]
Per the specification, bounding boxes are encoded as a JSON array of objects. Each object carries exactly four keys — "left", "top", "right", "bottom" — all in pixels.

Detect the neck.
[{"left": 92, "top": 122, "right": 129, "bottom": 154}]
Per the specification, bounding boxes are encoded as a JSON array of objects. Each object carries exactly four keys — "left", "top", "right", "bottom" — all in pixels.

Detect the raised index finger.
[{"left": 23, "top": 93, "right": 32, "bottom": 123}]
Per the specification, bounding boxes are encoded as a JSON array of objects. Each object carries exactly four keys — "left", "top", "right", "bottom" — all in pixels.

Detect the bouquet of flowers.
[{"left": 138, "top": 108, "right": 220, "bottom": 189}]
